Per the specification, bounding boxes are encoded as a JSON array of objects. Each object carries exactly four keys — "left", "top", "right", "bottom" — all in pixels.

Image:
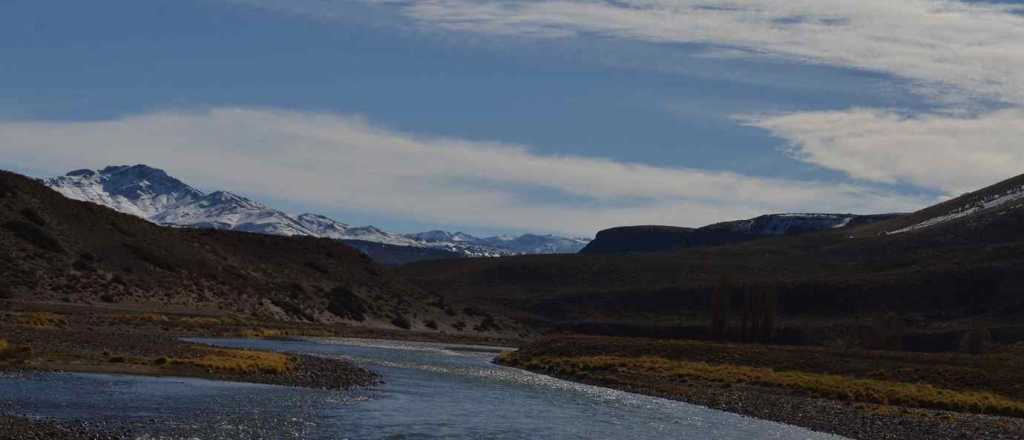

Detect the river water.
[{"left": 0, "top": 337, "right": 845, "bottom": 439}]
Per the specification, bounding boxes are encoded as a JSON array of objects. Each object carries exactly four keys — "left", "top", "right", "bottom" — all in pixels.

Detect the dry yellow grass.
[
  {"left": 517, "top": 355, "right": 1024, "bottom": 417},
  {"left": 178, "top": 317, "right": 225, "bottom": 326},
  {"left": 174, "top": 349, "right": 292, "bottom": 375},
  {"left": 238, "top": 328, "right": 285, "bottom": 338},
  {"left": 111, "top": 313, "right": 169, "bottom": 322},
  {"left": 17, "top": 312, "right": 67, "bottom": 328},
  {"left": 0, "top": 339, "right": 9, "bottom": 353}
]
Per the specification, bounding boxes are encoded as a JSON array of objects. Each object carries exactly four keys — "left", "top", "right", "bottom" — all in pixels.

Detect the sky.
[{"left": 2, "top": 0, "right": 1023, "bottom": 236}]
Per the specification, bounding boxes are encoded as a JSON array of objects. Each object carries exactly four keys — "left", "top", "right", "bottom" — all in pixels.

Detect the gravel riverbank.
[{"left": 499, "top": 336, "right": 1024, "bottom": 440}]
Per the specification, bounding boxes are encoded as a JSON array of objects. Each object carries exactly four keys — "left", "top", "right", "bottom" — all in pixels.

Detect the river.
[{"left": 0, "top": 337, "right": 845, "bottom": 439}]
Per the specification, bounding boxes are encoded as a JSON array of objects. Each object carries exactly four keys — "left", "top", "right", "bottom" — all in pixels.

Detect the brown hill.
[
  {"left": 400, "top": 173, "right": 1024, "bottom": 343},
  {"left": 0, "top": 170, "right": 467, "bottom": 331}
]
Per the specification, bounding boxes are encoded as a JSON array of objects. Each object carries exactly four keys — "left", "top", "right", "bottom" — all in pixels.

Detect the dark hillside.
[
  {"left": 0, "top": 171, "right": 468, "bottom": 330},
  {"left": 400, "top": 173, "right": 1024, "bottom": 341}
]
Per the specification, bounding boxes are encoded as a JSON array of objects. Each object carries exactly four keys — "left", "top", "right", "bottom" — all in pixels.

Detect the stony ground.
[{"left": 499, "top": 335, "right": 1024, "bottom": 440}]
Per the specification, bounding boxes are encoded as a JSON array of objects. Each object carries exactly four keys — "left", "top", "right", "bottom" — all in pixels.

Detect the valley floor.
[
  {"left": 0, "top": 301, "right": 518, "bottom": 439},
  {"left": 7, "top": 301, "right": 1024, "bottom": 440},
  {"left": 498, "top": 335, "right": 1024, "bottom": 440}
]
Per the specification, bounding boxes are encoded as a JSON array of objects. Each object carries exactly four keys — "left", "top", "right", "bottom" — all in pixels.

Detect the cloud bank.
[
  {"left": 0, "top": 108, "right": 929, "bottom": 234},
  {"left": 224, "top": 0, "right": 1024, "bottom": 202},
  {"left": 745, "top": 108, "right": 1024, "bottom": 195},
  {"left": 236, "top": 0, "right": 1024, "bottom": 106}
]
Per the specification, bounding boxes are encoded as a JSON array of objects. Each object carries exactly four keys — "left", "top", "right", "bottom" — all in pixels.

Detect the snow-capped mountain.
[
  {"left": 44, "top": 165, "right": 590, "bottom": 258},
  {"left": 46, "top": 166, "right": 204, "bottom": 219},
  {"left": 400, "top": 230, "right": 588, "bottom": 256}
]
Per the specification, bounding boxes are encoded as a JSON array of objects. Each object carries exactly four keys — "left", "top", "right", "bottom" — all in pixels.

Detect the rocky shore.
[
  {"left": 0, "top": 414, "right": 130, "bottom": 440},
  {"left": 499, "top": 335, "right": 1024, "bottom": 440},
  {"left": 516, "top": 370, "right": 1024, "bottom": 440}
]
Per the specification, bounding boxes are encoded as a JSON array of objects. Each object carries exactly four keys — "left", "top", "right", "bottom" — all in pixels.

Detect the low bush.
[
  {"left": 327, "top": 287, "right": 368, "bottom": 322},
  {"left": 2, "top": 221, "right": 65, "bottom": 254},
  {"left": 174, "top": 349, "right": 292, "bottom": 375},
  {"left": 17, "top": 312, "right": 67, "bottom": 328},
  {"left": 20, "top": 208, "right": 47, "bottom": 227},
  {"left": 474, "top": 316, "right": 501, "bottom": 332},
  {"left": 423, "top": 319, "right": 439, "bottom": 330},
  {"left": 123, "top": 243, "right": 177, "bottom": 272},
  {"left": 391, "top": 313, "right": 412, "bottom": 330},
  {"left": 239, "top": 328, "right": 285, "bottom": 338}
]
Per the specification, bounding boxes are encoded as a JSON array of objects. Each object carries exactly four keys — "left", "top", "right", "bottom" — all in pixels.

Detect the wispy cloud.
[
  {"left": 233, "top": 0, "right": 1024, "bottom": 106},
  {"left": 744, "top": 108, "right": 1024, "bottom": 195},
  {"left": 0, "top": 108, "right": 929, "bottom": 234},
  {"left": 222, "top": 1, "right": 1024, "bottom": 201}
]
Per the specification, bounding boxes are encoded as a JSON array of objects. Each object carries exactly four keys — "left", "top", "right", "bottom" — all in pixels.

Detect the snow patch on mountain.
[
  {"left": 706, "top": 213, "right": 860, "bottom": 236},
  {"left": 46, "top": 165, "right": 204, "bottom": 218},
  {"left": 890, "top": 185, "right": 1024, "bottom": 234}
]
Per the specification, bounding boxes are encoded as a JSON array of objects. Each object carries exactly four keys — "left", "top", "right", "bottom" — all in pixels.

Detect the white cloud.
[
  {"left": 744, "top": 108, "right": 1024, "bottom": 194},
  {"left": 0, "top": 108, "right": 930, "bottom": 234},
  {"left": 220, "top": 0, "right": 1024, "bottom": 201},
  {"left": 237, "top": 0, "right": 1024, "bottom": 106}
]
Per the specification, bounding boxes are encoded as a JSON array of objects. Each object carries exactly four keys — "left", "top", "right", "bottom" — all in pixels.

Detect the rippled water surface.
[{"left": 0, "top": 337, "right": 845, "bottom": 439}]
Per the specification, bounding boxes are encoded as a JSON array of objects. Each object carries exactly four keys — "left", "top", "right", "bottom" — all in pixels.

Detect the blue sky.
[{"left": 2, "top": 0, "right": 1023, "bottom": 236}]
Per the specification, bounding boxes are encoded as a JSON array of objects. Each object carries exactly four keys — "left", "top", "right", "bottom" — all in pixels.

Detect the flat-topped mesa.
[{"left": 581, "top": 213, "right": 901, "bottom": 254}]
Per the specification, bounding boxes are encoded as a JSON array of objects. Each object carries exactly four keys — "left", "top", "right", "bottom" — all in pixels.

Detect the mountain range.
[{"left": 44, "top": 165, "right": 590, "bottom": 261}]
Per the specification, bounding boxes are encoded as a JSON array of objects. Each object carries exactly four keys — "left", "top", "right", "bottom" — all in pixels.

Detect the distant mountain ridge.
[
  {"left": 580, "top": 213, "right": 903, "bottom": 254},
  {"left": 44, "top": 165, "right": 590, "bottom": 259}
]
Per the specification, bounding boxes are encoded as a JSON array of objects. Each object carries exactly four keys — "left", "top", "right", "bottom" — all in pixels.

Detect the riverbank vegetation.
[
  {"left": 499, "top": 335, "right": 1024, "bottom": 438},
  {"left": 503, "top": 353, "right": 1024, "bottom": 416},
  {"left": 174, "top": 349, "right": 292, "bottom": 375}
]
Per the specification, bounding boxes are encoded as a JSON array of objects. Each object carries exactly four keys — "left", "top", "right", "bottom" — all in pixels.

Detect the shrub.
[
  {"left": 326, "top": 287, "right": 368, "bottom": 321},
  {"left": 709, "top": 278, "right": 730, "bottom": 340},
  {"left": 179, "top": 317, "right": 225, "bottom": 327},
  {"left": 463, "top": 307, "right": 486, "bottom": 317},
  {"left": 961, "top": 321, "right": 992, "bottom": 355},
  {"left": 175, "top": 349, "right": 292, "bottom": 374},
  {"left": 391, "top": 313, "right": 412, "bottom": 330},
  {"left": 0, "top": 339, "right": 14, "bottom": 361},
  {"left": 20, "top": 208, "right": 46, "bottom": 227},
  {"left": 867, "top": 313, "right": 905, "bottom": 351},
  {"left": 123, "top": 243, "right": 177, "bottom": 272},
  {"left": 452, "top": 321, "right": 467, "bottom": 331},
  {"left": 17, "top": 312, "right": 67, "bottom": 328},
  {"left": 474, "top": 316, "right": 501, "bottom": 332},
  {"left": 424, "top": 319, "right": 439, "bottom": 330},
  {"left": 112, "top": 313, "right": 168, "bottom": 323},
  {"left": 2, "top": 221, "right": 65, "bottom": 254},
  {"left": 304, "top": 261, "right": 330, "bottom": 275}
]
